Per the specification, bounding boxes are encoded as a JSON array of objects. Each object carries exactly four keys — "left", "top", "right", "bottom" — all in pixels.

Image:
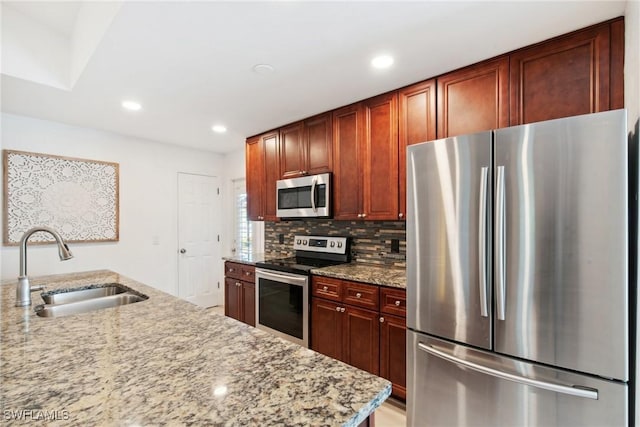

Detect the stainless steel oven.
[
  {"left": 255, "top": 235, "right": 350, "bottom": 348},
  {"left": 255, "top": 268, "right": 309, "bottom": 347},
  {"left": 276, "top": 173, "right": 331, "bottom": 218}
]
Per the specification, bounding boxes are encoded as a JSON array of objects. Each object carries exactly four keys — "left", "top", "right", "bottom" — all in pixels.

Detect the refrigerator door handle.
[
  {"left": 495, "top": 166, "right": 506, "bottom": 320},
  {"left": 478, "top": 166, "right": 489, "bottom": 317},
  {"left": 417, "top": 342, "right": 599, "bottom": 400}
]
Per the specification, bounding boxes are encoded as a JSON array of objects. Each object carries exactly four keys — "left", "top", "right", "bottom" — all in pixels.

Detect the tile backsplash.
[{"left": 264, "top": 220, "right": 406, "bottom": 268}]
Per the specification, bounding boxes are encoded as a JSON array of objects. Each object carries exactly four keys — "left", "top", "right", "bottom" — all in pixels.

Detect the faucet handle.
[{"left": 30, "top": 284, "right": 46, "bottom": 292}]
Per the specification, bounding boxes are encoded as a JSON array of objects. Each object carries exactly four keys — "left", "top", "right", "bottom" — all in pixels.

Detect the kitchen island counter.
[{"left": 0, "top": 270, "right": 390, "bottom": 426}]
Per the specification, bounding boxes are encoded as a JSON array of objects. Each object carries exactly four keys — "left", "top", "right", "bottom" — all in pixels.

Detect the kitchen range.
[
  {"left": 255, "top": 235, "right": 350, "bottom": 347},
  {"left": 407, "top": 109, "right": 630, "bottom": 425}
]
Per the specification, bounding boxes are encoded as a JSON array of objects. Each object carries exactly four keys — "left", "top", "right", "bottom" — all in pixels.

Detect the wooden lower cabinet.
[
  {"left": 311, "top": 276, "right": 406, "bottom": 400},
  {"left": 224, "top": 262, "right": 256, "bottom": 327},
  {"left": 380, "top": 314, "right": 407, "bottom": 400}
]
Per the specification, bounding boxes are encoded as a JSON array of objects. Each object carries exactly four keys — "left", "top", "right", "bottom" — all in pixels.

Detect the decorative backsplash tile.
[{"left": 264, "top": 220, "right": 406, "bottom": 268}]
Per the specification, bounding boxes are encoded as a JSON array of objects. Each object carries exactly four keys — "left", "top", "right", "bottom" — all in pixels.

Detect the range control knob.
[
  {"left": 303, "top": 240, "right": 308, "bottom": 245},
  {"left": 296, "top": 239, "right": 301, "bottom": 244},
  {"left": 330, "top": 241, "right": 335, "bottom": 248},
  {"left": 337, "top": 242, "right": 343, "bottom": 248}
]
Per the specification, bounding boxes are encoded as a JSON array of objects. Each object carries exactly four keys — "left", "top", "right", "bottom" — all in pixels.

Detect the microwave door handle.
[{"left": 310, "top": 177, "right": 317, "bottom": 212}]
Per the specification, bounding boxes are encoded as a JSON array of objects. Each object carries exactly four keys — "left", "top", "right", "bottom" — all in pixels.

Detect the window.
[{"left": 232, "top": 179, "right": 263, "bottom": 254}]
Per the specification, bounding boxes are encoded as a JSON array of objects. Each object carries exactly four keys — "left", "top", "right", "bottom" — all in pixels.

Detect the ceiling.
[{"left": 0, "top": 1, "right": 628, "bottom": 154}]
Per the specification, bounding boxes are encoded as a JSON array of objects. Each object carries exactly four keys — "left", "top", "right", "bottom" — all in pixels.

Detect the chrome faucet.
[{"left": 16, "top": 226, "right": 73, "bottom": 307}]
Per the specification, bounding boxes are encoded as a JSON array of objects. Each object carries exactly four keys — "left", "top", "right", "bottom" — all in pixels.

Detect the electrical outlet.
[{"left": 391, "top": 239, "right": 400, "bottom": 253}]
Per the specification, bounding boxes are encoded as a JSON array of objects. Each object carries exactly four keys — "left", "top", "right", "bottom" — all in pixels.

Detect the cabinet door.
[
  {"left": 311, "top": 298, "right": 344, "bottom": 361},
  {"left": 262, "top": 131, "right": 280, "bottom": 221},
  {"left": 246, "top": 136, "right": 264, "bottom": 221},
  {"left": 510, "top": 22, "right": 613, "bottom": 125},
  {"left": 279, "top": 122, "right": 305, "bottom": 179},
  {"left": 305, "top": 112, "right": 333, "bottom": 175},
  {"left": 343, "top": 305, "right": 380, "bottom": 375},
  {"left": 241, "top": 281, "right": 256, "bottom": 327},
  {"left": 224, "top": 277, "right": 242, "bottom": 321},
  {"left": 332, "top": 104, "right": 363, "bottom": 220},
  {"left": 362, "top": 92, "right": 399, "bottom": 221},
  {"left": 399, "top": 80, "right": 436, "bottom": 221},
  {"left": 380, "top": 313, "right": 407, "bottom": 400},
  {"left": 437, "top": 56, "right": 509, "bottom": 137}
]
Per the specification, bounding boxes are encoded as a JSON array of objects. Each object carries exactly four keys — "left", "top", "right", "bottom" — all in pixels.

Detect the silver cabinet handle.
[
  {"left": 395, "top": 300, "right": 401, "bottom": 306},
  {"left": 310, "top": 176, "right": 317, "bottom": 213},
  {"left": 356, "top": 293, "right": 362, "bottom": 298},
  {"left": 323, "top": 286, "right": 328, "bottom": 291},
  {"left": 398, "top": 212, "right": 404, "bottom": 218},
  {"left": 340, "top": 307, "right": 346, "bottom": 313},
  {"left": 495, "top": 166, "right": 506, "bottom": 320},
  {"left": 235, "top": 282, "right": 241, "bottom": 287},
  {"left": 478, "top": 166, "right": 489, "bottom": 318},
  {"left": 357, "top": 213, "right": 363, "bottom": 218},
  {"left": 336, "top": 306, "right": 341, "bottom": 312},
  {"left": 180, "top": 248, "right": 187, "bottom": 254},
  {"left": 362, "top": 213, "right": 366, "bottom": 218},
  {"left": 379, "top": 317, "right": 385, "bottom": 323},
  {"left": 417, "top": 342, "right": 598, "bottom": 400}
]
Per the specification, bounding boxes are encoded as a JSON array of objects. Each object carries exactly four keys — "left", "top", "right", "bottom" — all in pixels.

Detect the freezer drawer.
[{"left": 407, "top": 331, "right": 628, "bottom": 427}]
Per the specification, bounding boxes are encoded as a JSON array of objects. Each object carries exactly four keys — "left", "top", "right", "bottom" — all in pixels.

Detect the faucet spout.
[{"left": 16, "top": 226, "right": 74, "bottom": 307}]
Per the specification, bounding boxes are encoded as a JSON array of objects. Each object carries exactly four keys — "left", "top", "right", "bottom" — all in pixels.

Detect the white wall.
[
  {"left": 626, "top": 2, "right": 640, "bottom": 425},
  {"left": 0, "top": 113, "right": 226, "bottom": 295}
]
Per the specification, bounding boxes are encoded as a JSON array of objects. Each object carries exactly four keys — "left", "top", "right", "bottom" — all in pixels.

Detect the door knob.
[{"left": 180, "top": 248, "right": 186, "bottom": 254}]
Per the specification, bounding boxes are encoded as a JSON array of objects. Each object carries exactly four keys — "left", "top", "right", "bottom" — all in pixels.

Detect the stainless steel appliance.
[
  {"left": 276, "top": 173, "right": 331, "bottom": 218},
  {"left": 407, "top": 109, "right": 630, "bottom": 426},
  {"left": 255, "top": 235, "right": 350, "bottom": 347}
]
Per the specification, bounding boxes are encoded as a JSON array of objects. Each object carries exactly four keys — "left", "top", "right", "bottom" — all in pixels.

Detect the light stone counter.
[
  {"left": 311, "top": 264, "right": 406, "bottom": 289},
  {"left": 0, "top": 270, "right": 390, "bottom": 426}
]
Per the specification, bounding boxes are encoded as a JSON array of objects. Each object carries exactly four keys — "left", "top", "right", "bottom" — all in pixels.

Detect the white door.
[{"left": 178, "top": 173, "right": 221, "bottom": 307}]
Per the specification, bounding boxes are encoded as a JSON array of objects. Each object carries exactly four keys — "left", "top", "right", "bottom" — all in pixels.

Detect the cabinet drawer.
[
  {"left": 380, "top": 287, "right": 406, "bottom": 317},
  {"left": 343, "top": 281, "right": 379, "bottom": 310},
  {"left": 312, "top": 276, "right": 343, "bottom": 302},
  {"left": 240, "top": 265, "right": 255, "bottom": 282},
  {"left": 225, "top": 262, "right": 244, "bottom": 280}
]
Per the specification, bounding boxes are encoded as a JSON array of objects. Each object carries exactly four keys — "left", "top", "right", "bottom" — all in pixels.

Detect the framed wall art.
[{"left": 3, "top": 150, "right": 119, "bottom": 245}]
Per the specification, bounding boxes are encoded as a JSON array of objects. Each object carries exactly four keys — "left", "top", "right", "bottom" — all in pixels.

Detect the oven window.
[{"left": 259, "top": 278, "right": 303, "bottom": 339}]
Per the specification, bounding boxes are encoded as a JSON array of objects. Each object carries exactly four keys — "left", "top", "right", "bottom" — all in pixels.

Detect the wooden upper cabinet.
[
  {"left": 510, "top": 19, "right": 622, "bottom": 125},
  {"left": 398, "top": 80, "right": 436, "bottom": 220},
  {"left": 362, "top": 92, "right": 399, "bottom": 221},
  {"left": 280, "top": 113, "right": 332, "bottom": 179},
  {"left": 437, "top": 56, "right": 509, "bottom": 137},
  {"left": 262, "top": 131, "right": 280, "bottom": 221},
  {"left": 305, "top": 112, "right": 333, "bottom": 176},
  {"left": 279, "top": 122, "right": 305, "bottom": 179},
  {"left": 246, "top": 131, "right": 279, "bottom": 221},
  {"left": 332, "top": 103, "right": 363, "bottom": 220},
  {"left": 245, "top": 136, "right": 264, "bottom": 221}
]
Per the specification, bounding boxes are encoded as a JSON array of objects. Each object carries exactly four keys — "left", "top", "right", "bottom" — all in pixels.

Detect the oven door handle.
[{"left": 256, "top": 268, "right": 308, "bottom": 286}]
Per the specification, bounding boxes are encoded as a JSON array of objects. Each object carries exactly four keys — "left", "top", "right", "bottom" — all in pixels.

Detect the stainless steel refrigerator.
[{"left": 407, "top": 109, "right": 629, "bottom": 426}]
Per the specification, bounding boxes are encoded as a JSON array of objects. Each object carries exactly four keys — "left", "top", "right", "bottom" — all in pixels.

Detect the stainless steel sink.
[
  {"left": 35, "top": 284, "right": 149, "bottom": 318},
  {"left": 41, "top": 284, "right": 128, "bottom": 305}
]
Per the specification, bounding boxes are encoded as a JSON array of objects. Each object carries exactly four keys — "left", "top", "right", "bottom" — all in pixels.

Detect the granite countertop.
[
  {"left": 311, "top": 264, "right": 406, "bottom": 289},
  {"left": 1, "top": 270, "right": 390, "bottom": 426},
  {"left": 222, "top": 252, "right": 267, "bottom": 266}
]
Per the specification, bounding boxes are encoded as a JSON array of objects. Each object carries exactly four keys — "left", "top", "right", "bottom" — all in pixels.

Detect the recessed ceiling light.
[
  {"left": 121, "top": 100, "right": 142, "bottom": 111},
  {"left": 371, "top": 55, "right": 394, "bottom": 69},
  {"left": 212, "top": 125, "right": 227, "bottom": 133},
  {"left": 252, "top": 64, "right": 275, "bottom": 75}
]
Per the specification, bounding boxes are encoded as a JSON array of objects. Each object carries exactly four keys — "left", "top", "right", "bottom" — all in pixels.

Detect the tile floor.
[{"left": 209, "top": 305, "right": 407, "bottom": 426}]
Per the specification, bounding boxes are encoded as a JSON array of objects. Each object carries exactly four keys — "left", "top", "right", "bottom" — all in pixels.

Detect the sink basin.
[
  {"left": 41, "top": 283, "right": 128, "bottom": 305},
  {"left": 35, "top": 293, "right": 148, "bottom": 318}
]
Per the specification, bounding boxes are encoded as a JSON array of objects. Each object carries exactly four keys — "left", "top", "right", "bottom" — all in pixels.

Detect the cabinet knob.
[
  {"left": 229, "top": 268, "right": 235, "bottom": 272},
  {"left": 336, "top": 306, "right": 341, "bottom": 312},
  {"left": 245, "top": 271, "right": 251, "bottom": 276},
  {"left": 399, "top": 212, "right": 404, "bottom": 218},
  {"left": 236, "top": 282, "right": 241, "bottom": 287},
  {"left": 380, "top": 317, "right": 385, "bottom": 323},
  {"left": 361, "top": 213, "right": 367, "bottom": 218},
  {"left": 395, "top": 300, "right": 401, "bottom": 306},
  {"left": 357, "top": 213, "right": 363, "bottom": 218},
  {"left": 356, "top": 292, "right": 362, "bottom": 298},
  {"left": 323, "top": 286, "right": 329, "bottom": 291},
  {"left": 340, "top": 307, "right": 346, "bottom": 313}
]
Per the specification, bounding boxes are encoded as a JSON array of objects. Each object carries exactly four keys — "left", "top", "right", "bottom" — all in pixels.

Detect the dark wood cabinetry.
[
  {"left": 224, "top": 262, "right": 256, "bottom": 327},
  {"left": 246, "top": 131, "right": 279, "bottom": 221},
  {"left": 332, "top": 93, "right": 399, "bottom": 220},
  {"left": 280, "top": 113, "right": 333, "bottom": 179},
  {"left": 510, "top": 19, "right": 624, "bottom": 125},
  {"left": 437, "top": 56, "right": 510, "bottom": 138},
  {"left": 311, "top": 276, "right": 406, "bottom": 399},
  {"left": 398, "top": 80, "right": 437, "bottom": 220}
]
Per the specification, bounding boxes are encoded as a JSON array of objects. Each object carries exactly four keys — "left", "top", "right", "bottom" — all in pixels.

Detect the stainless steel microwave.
[{"left": 276, "top": 173, "right": 331, "bottom": 218}]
